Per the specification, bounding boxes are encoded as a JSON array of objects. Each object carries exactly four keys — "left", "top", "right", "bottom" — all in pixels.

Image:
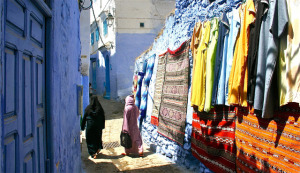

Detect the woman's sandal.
[
  {"left": 121, "top": 153, "right": 128, "bottom": 156},
  {"left": 139, "top": 152, "right": 144, "bottom": 157}
]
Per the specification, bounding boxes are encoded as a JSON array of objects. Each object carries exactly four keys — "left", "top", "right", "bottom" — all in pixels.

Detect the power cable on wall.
[
  {"left": 78, "top": 0, "right": 92, "bottom": 11},
  {"left": 80, "top": 0, "right": 113, "bottom": 49}
]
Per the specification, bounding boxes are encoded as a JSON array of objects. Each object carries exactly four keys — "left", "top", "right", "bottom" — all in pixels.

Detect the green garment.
[{"left": 204, "top": 18, "right": 219, "bottom": 112}]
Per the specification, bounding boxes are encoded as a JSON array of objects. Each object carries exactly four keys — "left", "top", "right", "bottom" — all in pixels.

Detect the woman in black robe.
[{"left": 81, "top": 96, "right": 105, "bottom": 158}]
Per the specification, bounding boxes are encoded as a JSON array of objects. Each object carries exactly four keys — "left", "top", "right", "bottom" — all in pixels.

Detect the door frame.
[{"left": 0, "top": 0, "right": 4, "bottom": 171}]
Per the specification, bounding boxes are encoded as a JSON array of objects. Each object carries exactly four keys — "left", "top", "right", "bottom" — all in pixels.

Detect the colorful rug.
[
  {"left": 157, "top": 40, "right": 190, "bottom": 145},
  {"left": 151, "top": 52, "right": 167, "bottom": 126},
  {"left": 235, "top": 103, "right": 300, "bottom": 173},
  {"left": 191, "top": 106, "right": 236, "bottom": 173}
]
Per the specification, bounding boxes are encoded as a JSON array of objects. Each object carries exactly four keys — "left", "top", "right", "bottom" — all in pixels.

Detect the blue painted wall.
[
  {"left": 46, "top": 1, "right": 82, "bottom": 172},
  {"left": 137, "top": 0, "right": 238, "bottom": 172},
  {"left": 110, "top": 33, "right": 157, "bottom": 100}
]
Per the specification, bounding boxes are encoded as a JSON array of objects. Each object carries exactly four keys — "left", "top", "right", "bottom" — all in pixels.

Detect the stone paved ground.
[{"left": 81, "top": 96, "right": 194, "bottom": 173}]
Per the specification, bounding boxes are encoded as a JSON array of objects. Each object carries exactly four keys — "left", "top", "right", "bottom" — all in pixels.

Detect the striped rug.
[
  {"left": 191, "top": 106, "right": 236, "bottom": 173},
  {"left": 236, "top": 103, "right": 300, "bottom": 173}
]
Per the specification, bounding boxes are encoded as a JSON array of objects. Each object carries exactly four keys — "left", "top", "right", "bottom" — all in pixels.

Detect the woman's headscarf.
[
  {"left": 125, "top": 95, "right": 135, "bottom": 106},
  {"left": 86, "top": 96, "right": 104, "bottom": 115}
]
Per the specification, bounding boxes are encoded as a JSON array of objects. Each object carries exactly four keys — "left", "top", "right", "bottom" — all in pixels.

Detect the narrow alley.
[
  {"left": 81, "top": 96, "right": 192, "bottom": 173},
  {"left": 1, "top": 0, "right": 300, "bottom": 172}
]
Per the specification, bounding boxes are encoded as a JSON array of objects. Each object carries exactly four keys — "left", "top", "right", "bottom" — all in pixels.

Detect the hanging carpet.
[
  {"left": 191, "top": 105, "right": 236, "bottom": 173},
  {"left": 151, "top": 52, "right": 168, "bottom": 126},
  {"left": 157, "top": 40, "right": 190, "bottom": 145},
  {"left": 236, "top": 103, "right": 300, "bottom": 173}
]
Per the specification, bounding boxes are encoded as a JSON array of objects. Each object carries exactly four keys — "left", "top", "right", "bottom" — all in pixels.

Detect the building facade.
[
  {"left": 80, "top": 2, "right": 91, "bottom": 112},
  {"left": 90, "top": 0, "right": 175, "bottom": 100}
]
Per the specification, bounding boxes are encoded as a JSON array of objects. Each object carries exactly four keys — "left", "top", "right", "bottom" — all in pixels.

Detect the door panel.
[
  {"left": 3, "top": 0, "right": 47, "bottom": 172},
  {"left": 22, "top": 53, "right": 33, "bottom": 139},
  {"left": 4, "top": 46, "right": 17, "bottom": 116},
  {"left": 4, "top": 132, "right": 19, "bottom": 173}
]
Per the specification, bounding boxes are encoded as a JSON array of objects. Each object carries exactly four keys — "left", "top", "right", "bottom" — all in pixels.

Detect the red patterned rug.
[
  {"left": 157, "top": 40, "right": 190, "bottom": 145},
  {"left": 191, "top": 105, "right": 236, "bottom": 173}
]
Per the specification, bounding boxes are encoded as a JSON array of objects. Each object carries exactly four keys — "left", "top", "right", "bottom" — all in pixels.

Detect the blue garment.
[
  {"left": 135, "top": 72, "right": 144, "bottom": 108},
  {"left": 224, "top": 8, "right": 240, "bottom": 106},
  {"left": 140, "top": 54, "right": 155, "bottom": 119},
  {"left": 146, "top": 54, "right": 158, "bottom": 119},
  {"left": 253, "top": 0, "right": 288, "bottom": 118},
  {"left": 212, "top": 11, "right": 230, "bottom": 106}
]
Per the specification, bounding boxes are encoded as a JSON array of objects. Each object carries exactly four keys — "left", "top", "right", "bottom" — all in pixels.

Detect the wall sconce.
[{"left": 106, "top": 12, "right": 114, "bottom": 27}]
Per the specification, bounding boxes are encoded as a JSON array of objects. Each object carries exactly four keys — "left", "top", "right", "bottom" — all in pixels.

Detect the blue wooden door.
[
  {"left": 3, "top": 0, "right": 48, "bottom": 172},
  {"left": 92, "top": 61, "right": 97, "bottom": 92},
  {"left": 104, "top": 55, "right": 111, "bottom": 99}
]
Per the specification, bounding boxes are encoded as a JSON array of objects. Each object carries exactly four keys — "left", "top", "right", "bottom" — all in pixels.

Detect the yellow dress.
[
  {"left": 190, "top": 22, "right": 202, "bottom": 99},
  {"left": 228, "top": 0, "right": 255, "bottom": 107},
  {"left": 191, "top": 21, "right": 211, "bottom": 112},
  {"left": 279, "top": 0, "right": 300, "bottom": 106}
]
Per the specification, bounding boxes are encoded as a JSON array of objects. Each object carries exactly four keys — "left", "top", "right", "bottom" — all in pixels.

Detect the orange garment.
[{"left": 228, "top": 0, "right": 255, "bottom": 107}]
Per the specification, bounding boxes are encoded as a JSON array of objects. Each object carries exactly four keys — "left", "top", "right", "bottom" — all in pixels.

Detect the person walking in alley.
[
  {"left": 121, "top": 95, "right": 144, "bottom": 157},
  {"left": 81, "top": 96, "right": 105, "bottom": 159}
]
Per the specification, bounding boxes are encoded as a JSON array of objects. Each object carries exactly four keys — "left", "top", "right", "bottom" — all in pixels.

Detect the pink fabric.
[{"left": 122, "top": 95, "right": 143, "bottom": 154}]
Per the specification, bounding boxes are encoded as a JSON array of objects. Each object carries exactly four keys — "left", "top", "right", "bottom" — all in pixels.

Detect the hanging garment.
[
  {"left": 151, "top": 52, "right": 167, "bottom": 126},
  {"left": 254, "top": 0, "right": 288, "bottom": 118},
  {"left": 212, "top": 11, "right": 230, "bottom": 106},
  {"left": 191, "top": 22, "right": 203, "bottom": 98},
  {"left": 235, "top": 104, "right": 300, "bottom": 173},
  {"left": 225, "top": 8, "right": 241, "bottom": 106},
  {"left": 135, "top": 72, "right": 145, "bottom": 108},
  {"left": 146, "top": 55, "right": 158, "bottom": 124},
  {"left": 204, "top": 18, "right": 219, "bottom": 112},
  {"left": 122, "top": 95, "right": 143, "bottom": 155},
  {"left": 278, "top": 0, "right": 300, "bottom": 106},
  {"left": 228, "top": 0, "right": 256, "bottom": 107},
  {"left": 191, "top": 21, "right": 211, "bottom": 112},
  {"left": 247, "top": 0, "right": 269, "bottom": 105},
  {"left": 133, "top": 74, "right": 138, "bottom": 97},
  {"left": 81, "top": 96, "right": 105, "bottom": 157},
  {"left": 191, "top": 22, "right": 202, "bottom": 60},
  {"left": 191, "top": 106, "right": 236, "bottom": 173},
  {"left": 140, "top": 54, "right": 155, "bottom": 119},
  {"left": 158, "top": 40, "right": 190, "bottom": 145}
]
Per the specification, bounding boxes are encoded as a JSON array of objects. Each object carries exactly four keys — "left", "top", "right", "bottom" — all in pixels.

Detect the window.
[
  {"left": 103, "top": 19, "right": 108, "bottom": 36},
  {"left": 96, "top": 28, "right": 99, "bottom": 41},
  {"left": 91, "top": 32, "right": 94, "bottom": 45},
  {"left": 140, "top": 22, "right": 144, "bottom": 28}
]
